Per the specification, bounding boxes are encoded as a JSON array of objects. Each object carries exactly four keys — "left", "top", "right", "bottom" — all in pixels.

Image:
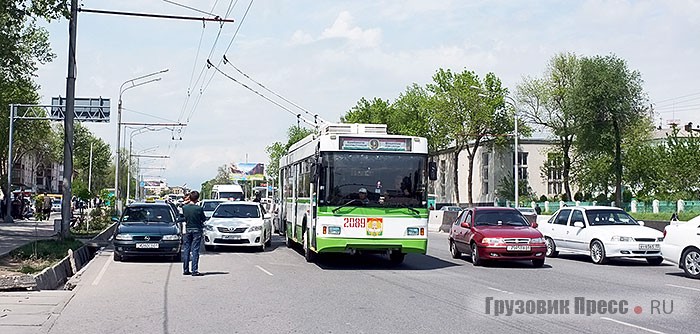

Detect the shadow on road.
[
  {"left": 311, "top": 252, "right": 458, "bottom": 271},
  {"left": 202, "top": 235, "right": 285, "bottom": 255},
  {"left": 556, "top": 253, "right": 672, "bottom": 267}
]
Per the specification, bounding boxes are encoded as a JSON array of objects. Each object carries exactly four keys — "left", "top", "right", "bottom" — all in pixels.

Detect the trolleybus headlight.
[{"left": 407, "top": 227, "right": 419, "bottom": 236}]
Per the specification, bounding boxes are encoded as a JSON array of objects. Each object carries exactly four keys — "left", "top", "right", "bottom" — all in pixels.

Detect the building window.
[
  {"left": 547, "top": 152, "right": 563, "bottom": 195},
  {"left": 517, "top": 152, "right": 528, "bottom": 166},
  {"left": 439, "top": 159, "right": 446, "bottom": 190}
]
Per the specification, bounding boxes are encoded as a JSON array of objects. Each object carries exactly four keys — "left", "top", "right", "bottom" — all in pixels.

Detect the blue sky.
[{"left": 35, "top": 0, "right": 700, "bottom": 189}]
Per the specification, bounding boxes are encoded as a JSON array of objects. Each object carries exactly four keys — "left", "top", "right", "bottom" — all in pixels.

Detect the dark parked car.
[
  {"left": 112, "top": 202, "right": 184, "bottom": 262},
  {"left": 448, "top": 207, "right": 546, "bottom": 267}
]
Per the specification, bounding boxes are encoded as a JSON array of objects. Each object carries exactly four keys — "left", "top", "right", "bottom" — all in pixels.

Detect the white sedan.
[
  {"left": 662, "top": 217, "right": 700, "bottom": 279},
  {"left": 538, "top": 206, "right": 664, "bottom": 265},
  {"left": 203, "top": 201, "right": 272, "bottom": 252}
]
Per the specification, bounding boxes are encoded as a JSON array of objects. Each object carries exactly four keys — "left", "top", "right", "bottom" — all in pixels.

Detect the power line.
[
  {"left": 162, "top": 0, "right": 218, "bottom": 16},
  {"left": 122, "top": 107, "right": 181, "bottom": 123},
  {"left": 653, "top": 91, "right": 700, "bottom": 104},
  {"left": 223, "top": 55, "right": 327, "bottom": 124},
  {"left": 208, "top": 60, "right": 317, "bottom": 127},
  {"left": 175, "top": 0, "right": 253, "bottom": 150}
]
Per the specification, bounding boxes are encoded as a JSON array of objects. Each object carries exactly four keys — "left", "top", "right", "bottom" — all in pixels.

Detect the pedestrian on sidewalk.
[
  {"left": 181, "top": 191, "right": 206, "bottom": 276},
  {"left": 42, "top": 192, "right": 52, "bottom": 221}
]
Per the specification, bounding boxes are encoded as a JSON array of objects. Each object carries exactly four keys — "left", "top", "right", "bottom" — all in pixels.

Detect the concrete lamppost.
[{"left": 114, "top": 69, "right": 167, "bottom": 213}]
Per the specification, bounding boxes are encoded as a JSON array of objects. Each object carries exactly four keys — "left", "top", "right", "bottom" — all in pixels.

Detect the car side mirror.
[
  {"left": 637, "top": 220, "right": 645, "bottom": 226},
  {"left": 428, "top": 161, "right": 438, "bottom": 181},
  {"left": 573, "top": 221, "right": 585, "bottom": 228},
  {"left": 111, "top": 216, "right": 119, "bottom": 222},
  {"left": 531, "top": 222, "right": 538, "bottom": 229},
  {"left": 460, "top": 222, "right": 470, "bottom": 228},
  {"left": 177, "top": 216, "right": 186, "bottom": 223}
]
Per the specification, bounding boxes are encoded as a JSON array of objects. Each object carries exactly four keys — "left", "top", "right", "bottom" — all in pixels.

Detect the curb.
[{"left": 0, "top": 222, "right": 117, "bottom": 291}]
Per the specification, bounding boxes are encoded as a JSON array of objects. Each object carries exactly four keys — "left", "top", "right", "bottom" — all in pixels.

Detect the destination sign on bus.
[{"left": 339, "top": 137, "right": 411, "bottom": 151}]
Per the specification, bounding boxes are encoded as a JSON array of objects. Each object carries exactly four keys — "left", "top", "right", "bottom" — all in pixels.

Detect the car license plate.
[
  {"left": 135, "top": 243, "right": 159, "bottom": 249},
  {"left": 223, "top": 235, "right": 241, "bottom": 240},
  {"left": 639, "top": 243, "right": 659, "bottom": 251},
  {"left": 506, "top": 245, "right": 531, "bottom": 251}
]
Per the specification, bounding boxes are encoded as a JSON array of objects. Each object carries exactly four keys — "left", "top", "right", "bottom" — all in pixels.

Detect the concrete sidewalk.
[{"left": 0, "top": 214, "right": 59, "bottom": 258}]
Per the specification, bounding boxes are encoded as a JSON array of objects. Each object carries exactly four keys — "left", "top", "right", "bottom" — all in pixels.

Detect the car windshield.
[
  {"left": 586, "top": 209, "right": 638, "bottom": 226},
  {"left": 219, "top": 192, "right": 244, "bottom": 200},
  {"left": 121, "top": 206, "right": 174, "bottom": 223},
  {"left": 202, "top": 201, "right": 224, "bottom": 211},
  {"left": 213, "top": 204, "right": 260, "bottom": 218},
  {"left": 474, "top": 210, "right": 529, "bottom": 226}
]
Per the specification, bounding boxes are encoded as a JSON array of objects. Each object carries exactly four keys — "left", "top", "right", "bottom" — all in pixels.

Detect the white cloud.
[{"left": 320, "top": 11, "right": 382, "bottom": 48}]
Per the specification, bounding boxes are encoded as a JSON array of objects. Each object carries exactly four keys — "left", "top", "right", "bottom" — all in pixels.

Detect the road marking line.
[
  {"left": 601, "top": 317, "right": 666, "bottom": 334},
  {"left": 666, "top": 283, "right": 700, "bottom": 292},
  {"left": 91, "top": 255, "right": 112, "bottom": 286},
  {"left": 487, "top": 287, "right": 513, "bottom": 295},
  {"left": 255, "top": 265, "right": 274, "bottom": 276}
]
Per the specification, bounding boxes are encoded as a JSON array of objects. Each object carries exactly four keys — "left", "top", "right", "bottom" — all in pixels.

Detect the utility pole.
[
  {"left": 88, "top": 142, "right": 93, "bottom": 193},
  {"left": 61, "top": 0, "right": 78, "bottom": 239}
]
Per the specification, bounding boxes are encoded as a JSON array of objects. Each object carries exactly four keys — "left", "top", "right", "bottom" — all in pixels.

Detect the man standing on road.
[{"left": 182, "top": 191, "right": 207, "bottom": 276}]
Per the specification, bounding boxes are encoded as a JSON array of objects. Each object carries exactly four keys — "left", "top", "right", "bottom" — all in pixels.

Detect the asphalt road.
[{"left": 46, "top": 232, "right": 699, "bottom": 334}]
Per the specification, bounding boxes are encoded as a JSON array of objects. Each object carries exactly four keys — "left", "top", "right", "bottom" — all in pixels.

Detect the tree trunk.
[
  {"left": 467, "top": 150, "right": 475, "bottom": 206},
  {"left": 613, "top": 119, "right": 623, "bottom": 207},
  {"left": 562, "top": 138, "right": 573, "bottom": 200},
  {"left": 452, "top": 150, "right": 460, "bottom": 204}
]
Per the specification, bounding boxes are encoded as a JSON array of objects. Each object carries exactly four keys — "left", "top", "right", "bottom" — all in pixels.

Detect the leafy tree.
[
  {"left": 390, "top": 84, "right": 450, "bottom": 152},
  {"left": 0, "top": 1, "right": 67, "bottom": 190},
  {"left": 495, "top": 174, "right": 533, "bottom": 205},
  {"left": 428, "top": 68, "right": 513, "bottom": 205},
  {"left": 340, "top": 97, "right": 391, "bottom": 125},
  {"left": 516, "top": 52, "right": 580, "bottom": 200},
  {"left": 265, "top": 125, "right": 315, "bottom": 186},
  {"left": 571, "top": 54, "right": 649, "bottom": 207}
]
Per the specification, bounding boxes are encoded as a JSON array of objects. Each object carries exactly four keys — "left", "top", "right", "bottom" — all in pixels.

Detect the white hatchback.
[
  {"left": 662, "top": 217, "right": 700, "bottom": 279},
  {"left": 538, "top": 206, "right": 664, "bottom": 265},
  {"left": 203, "top": 201, "right": 272, "bottom": 252}
]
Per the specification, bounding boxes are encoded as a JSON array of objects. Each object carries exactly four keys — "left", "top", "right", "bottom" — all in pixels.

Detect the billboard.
[{"left": 229, "top": 162, "right": 265, "bottom": 181}]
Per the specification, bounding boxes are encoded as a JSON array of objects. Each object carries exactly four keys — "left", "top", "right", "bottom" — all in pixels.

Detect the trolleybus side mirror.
[
  {"left": 429, "top": 161, "right": 438, "bottom": 181},
  {"left": 311, "top": 163, "right": 319, "bottom": 180}
]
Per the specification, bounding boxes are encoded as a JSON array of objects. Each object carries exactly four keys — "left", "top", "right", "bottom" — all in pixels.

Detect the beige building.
[
  {"left": 10, "top": 154, "right": 63, "bottom": 194},
  {"left": 429, "top": 136, "right": 562, "bottom": 206}
]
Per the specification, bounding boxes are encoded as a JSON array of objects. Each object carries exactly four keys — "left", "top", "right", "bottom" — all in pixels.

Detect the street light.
[
  {"left": 114, "top": 69, "right": 168, "bottom": 213},
  {"left": 471, "top": 86, "right": 520, "bottom": 207}
]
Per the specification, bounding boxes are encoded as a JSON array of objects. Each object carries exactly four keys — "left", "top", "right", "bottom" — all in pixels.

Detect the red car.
[{"left": 448, "top": 207, "right": 547, "bottom": 267}]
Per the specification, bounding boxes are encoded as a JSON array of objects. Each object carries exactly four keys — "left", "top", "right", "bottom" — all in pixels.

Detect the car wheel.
[
  {"left": 113, "top": 252, "right": 122, "bottom": 262},
  {"left": 681, "top": 247, "right": 700, "bottom": 279},
  {"left": 590, "top": 240, "right": 608, "bottom": 264},
  {"left": 471, "top": 243, "right": 482, "bottom": 266},
  {"left": 532, "top": 258, "right": 545, "bottom": 268},
  {"left": 260, "top": 231, "right": 266, "bottom": 252},
  {"left": 303, "top": 230, "right": 315, "bottom": 263},
  {"left": 545, "top": 237, "right": 559, "bottom": 257},
  {"left": 449, "top": 240, "right": 461, "bottom": 259},
  {"left": 646, "top": 256, "right": 663, "bottom": 266},
  {"left": 389, "top": 251, "right": 405, "bottom": 265},
  {"left": 265, "top": 230, "right": 272, "bottom": 247}
]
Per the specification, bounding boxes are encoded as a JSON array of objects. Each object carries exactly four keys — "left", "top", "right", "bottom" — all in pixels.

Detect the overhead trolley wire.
[
  {"left": 223, "top": 55, "right": 327, "bottom": 125},
  {"left": 208, "top": 60, "right": 317, "bottom": 127}
]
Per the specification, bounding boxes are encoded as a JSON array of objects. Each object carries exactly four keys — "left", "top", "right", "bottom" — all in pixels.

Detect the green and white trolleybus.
[{"left": 279, "top": 123, "right": 435, "bottom": 264}]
